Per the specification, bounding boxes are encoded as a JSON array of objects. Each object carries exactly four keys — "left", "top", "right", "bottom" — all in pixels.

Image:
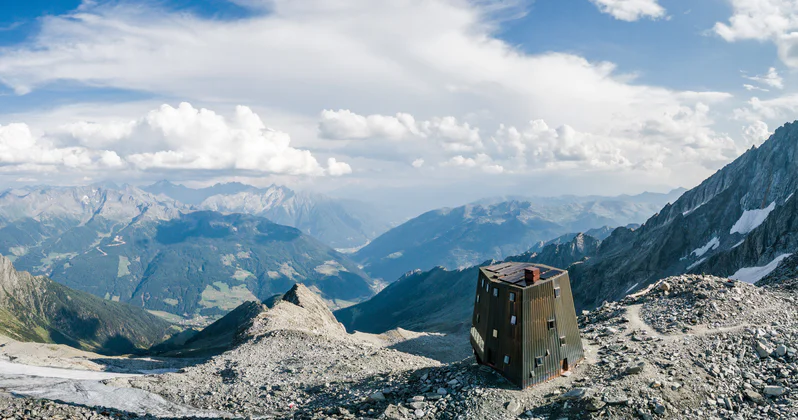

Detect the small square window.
[
  {"left": 534, "top": 356, "right": 544, "bottom": 367},
  {"left": 509, "top": 292, "right": 516, "bottom": 302},
  {"left": 547, "top": 319, "right": 555, "bottom": 330},
  {"left": 554, "top": 287, "right": 561, "bottom": 298},
  {"left": 485, "top": 282, "right": 489, "bottom": 292},
  {"left": 493, "top": 288, "right": 498, "bottom": 297},
  {"left": 545, "top": 349, "right": 551, "bottom": 356},
  {"left": 560, "top": 336, "right": 566, "bottom": 346},
  {"left": 503, "top": 355, "right": 510, "bottom": 364},
  {"left": 481, "top": 279, "right": 485, "bottom": 288},
  {"left": 476, "top": 294, "right": 480, "bottom": 303},
  {"left": 476, "top": 313, "right": 480, "bottom": 323},
  {"left": 492, "top": 329, "right": 498, "bottom": 338},
  {"left": 510, "top": 315, "right": 517, "bottom": 325}
]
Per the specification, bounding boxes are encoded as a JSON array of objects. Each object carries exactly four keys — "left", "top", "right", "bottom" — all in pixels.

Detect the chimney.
[{"left": 524, "top": 267, "right": 540, "bottom": 284}]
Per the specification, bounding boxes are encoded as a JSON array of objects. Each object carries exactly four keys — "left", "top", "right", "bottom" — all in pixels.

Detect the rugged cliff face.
[
  {"left": 0, "top": 254, "right": 174, "bottom": 354},
  {"left": 569, "top": 121, "right": 798, "bottom": 310}
]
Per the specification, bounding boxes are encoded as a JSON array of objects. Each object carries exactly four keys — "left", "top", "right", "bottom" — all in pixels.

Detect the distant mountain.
[
  {"left": 353, "top": 190, "right": 680, "bottom": 282},
  {"left": 0, "top": 184, "right": 379, "bottom": 318},
  {"left": 336, "top": 232, "right": 601, "bottom": 333},
  {"left": 143, "top": 181, "right": 391, "bottom": 248},
  {"left": 0, "top": 184, "right": 186, "bottom": 272},
  {"left": 142, "top": 180, "right": 257, "bottom": 206},
  {"left": 39, "top": 211, "right": 378, "bottom": 318},
  {"left": 0, "top": 254, "right": 174, "bottom": 355}
]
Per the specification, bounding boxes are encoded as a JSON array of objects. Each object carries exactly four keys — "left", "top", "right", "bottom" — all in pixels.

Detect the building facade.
[{"left": 469, "top": 262, "right": 585, "bottom": 388}]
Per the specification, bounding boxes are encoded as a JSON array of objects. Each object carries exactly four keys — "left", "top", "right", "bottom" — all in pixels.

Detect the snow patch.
[
  {"left": 731, "top": 240, "right": 745, "bottom": 249},
  {"left": 730, "top": 253, "right": 792, "bottom": 284},
  {"left": 686, "top": 258, "right": 706, "bottom": 271},
  {"left": 682, "top": 202, "right": 705, "bottom": 216},
  {"left": 730, "top": 202, "right": 776, "bottom": 235},
  {"left": 787, "top": 192, "right": 794, "bottom": 203},
  {"left": 0, "top": 360, "right": 139, "bottom": 380},
  {"left": 692, "top": 237, "right": 719, "bottom": 258},
  {"left": 624, "top": 282, "right": 639, "bottom": 295}
]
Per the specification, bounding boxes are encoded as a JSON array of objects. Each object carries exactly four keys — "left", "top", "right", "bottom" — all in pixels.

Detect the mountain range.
[
  {"left": 336, "top": 120, "right": 798, "bottom": 334},
  {"left": 0, "top": 254, "right": 175, "bottom": 354},
  {"left": 143, "top": 181, "right": 390, "bottom": 249},
  {"left": 336, "top": 232, "right": 601, "bottom": 333},
  {"left": 0, "top": 184, "right": 379, "bottom": 320},
  {"left": 42, "top": 211, "right": 378, "bottom": 317},
  {"left": 352, "top": 190, "right": 681, "bottom": 281}
]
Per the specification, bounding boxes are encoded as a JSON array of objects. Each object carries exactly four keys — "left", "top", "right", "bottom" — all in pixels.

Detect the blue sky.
[{"left": 0, "top": 0, "right": 794, "bottom": 208}]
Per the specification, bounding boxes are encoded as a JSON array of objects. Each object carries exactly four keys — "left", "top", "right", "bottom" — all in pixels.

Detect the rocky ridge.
[
  {"left": 136, "top": 274, "right": 797, "bottom": 419},
  {"left": 2, "top": 273, "right": 796, "bottom": 419}
]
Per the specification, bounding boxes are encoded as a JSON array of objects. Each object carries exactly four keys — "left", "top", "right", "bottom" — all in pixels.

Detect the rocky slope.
[
  {"left": 336, "top": 233, "right": 601, "bottom": 334},
  {"left": 354, "top": 191, "right": 681, "bottom": 282},
  {"left": 44, "top": 211, "right": 378, "bottom": 318},
  {"left": 0, "top": 254, "right": 175, "bottom": 355},
  {"left": 566, "top": 121, "right": 798, "bottom": 311},
  {"left": 2, "top": 273, "right": 796, "bottom": 419}
]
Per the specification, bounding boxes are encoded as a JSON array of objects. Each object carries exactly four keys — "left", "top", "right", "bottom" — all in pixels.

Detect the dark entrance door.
[{"left": 562, "top": 358, "right": 569, "bottom": 372}]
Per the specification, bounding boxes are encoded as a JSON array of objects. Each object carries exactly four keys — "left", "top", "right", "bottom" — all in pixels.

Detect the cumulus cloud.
[
  {"left": 319, "top": 110, "right": 482, "bottom": 152},
  {"left": 326, "top": 158, "right": 352, "bottom": 176},
  {"left": 734, "top": 93, "right": 798, "bottom": 122},
  {"left": 589, "top": 0, "right": 666, "bottom": 21},
  {"left": 320, "top": 102, "right": 742, "bottom": 177},
  {"left": 442, "top": 154, "right": 504, "bottom": 174},
  {"left": 714, "top": 1, "right": 798, "bottom": 68},
  {"left": 742, "top": 120, "right": 770, "bottom": 146},
  {"left": 743, "top": 67, "right": 784, "bottom": 89},
  {"left": 0, "top": 123, "right": 123, "bottom": 173},
  {"left": 0, "top": 0, "right": 744, "bottom": 190},
  {"left": 1, "top": 103, "right": 349, "bottom": 178}
]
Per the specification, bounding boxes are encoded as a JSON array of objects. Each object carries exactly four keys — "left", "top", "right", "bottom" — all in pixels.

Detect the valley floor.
[{"left": 1, "top": 275, "right": 797, "bottom": 419}]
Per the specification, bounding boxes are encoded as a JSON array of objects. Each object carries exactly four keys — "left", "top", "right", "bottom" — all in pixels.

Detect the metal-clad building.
[{"left": 469, "top": 262, "right": 585, "bottom": 388}]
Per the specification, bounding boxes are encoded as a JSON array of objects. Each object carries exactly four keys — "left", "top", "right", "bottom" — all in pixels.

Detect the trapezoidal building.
[{"left": 469, "top": 262, "right": 585, "bottom": 388}]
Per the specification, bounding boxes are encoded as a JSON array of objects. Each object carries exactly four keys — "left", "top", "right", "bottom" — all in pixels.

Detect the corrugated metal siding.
[
  {"left": 553, "top": 273, "right": 585, "bottom": 372},
  {"left": 524, "top": 280, "right": 560, "bottom": 386},
  {"left": 471, "top": 266, "right": 585, "bottom": 389}
]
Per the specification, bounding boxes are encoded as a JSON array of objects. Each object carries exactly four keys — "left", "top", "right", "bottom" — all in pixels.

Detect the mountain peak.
[{"left": 247, "top": 283, "right": 346, "bottom": 338}]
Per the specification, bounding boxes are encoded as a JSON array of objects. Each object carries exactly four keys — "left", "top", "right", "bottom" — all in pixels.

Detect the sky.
[{"left": 0, "top": 0, "right": 795, "bottom": 210}]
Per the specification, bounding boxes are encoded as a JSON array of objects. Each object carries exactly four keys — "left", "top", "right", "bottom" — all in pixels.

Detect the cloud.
[
  {"left": 714, "top": 1, "right": 798, "bottom": 67},
  {"left": 442, "top": 154, "right": 504, "bottom": 174},
  {"left": 0, "top": 122, "right": 123, "bottom": 173},
  {"left": 0, "top": 103, "right": 349, "bottom": 178},
  {"left": 743, "top": 83, "right": 769, "bottom": 92},
  {"left": 326, "top": 158, "right": 352, "bottom": 176},
  {"left": 321, "top": 102, "right": 741, "bottom": 178},
  {"left": 589, "top": 0, "right": 666, "bottom": 21},
  {"left": 743, "top": 67, "right": 784, "bottom": 89},
  {"left": 734, "top": 93, "right": 798, "bottom": 122},
  {"left": 319, "top": 110, "right": 482, "bottom": 152},
  {"left": 0, "top": 0, "right": 743, "bottom": 191},
  {"left": 742, "top": 120, "right": 770, "bottom": 146}
]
